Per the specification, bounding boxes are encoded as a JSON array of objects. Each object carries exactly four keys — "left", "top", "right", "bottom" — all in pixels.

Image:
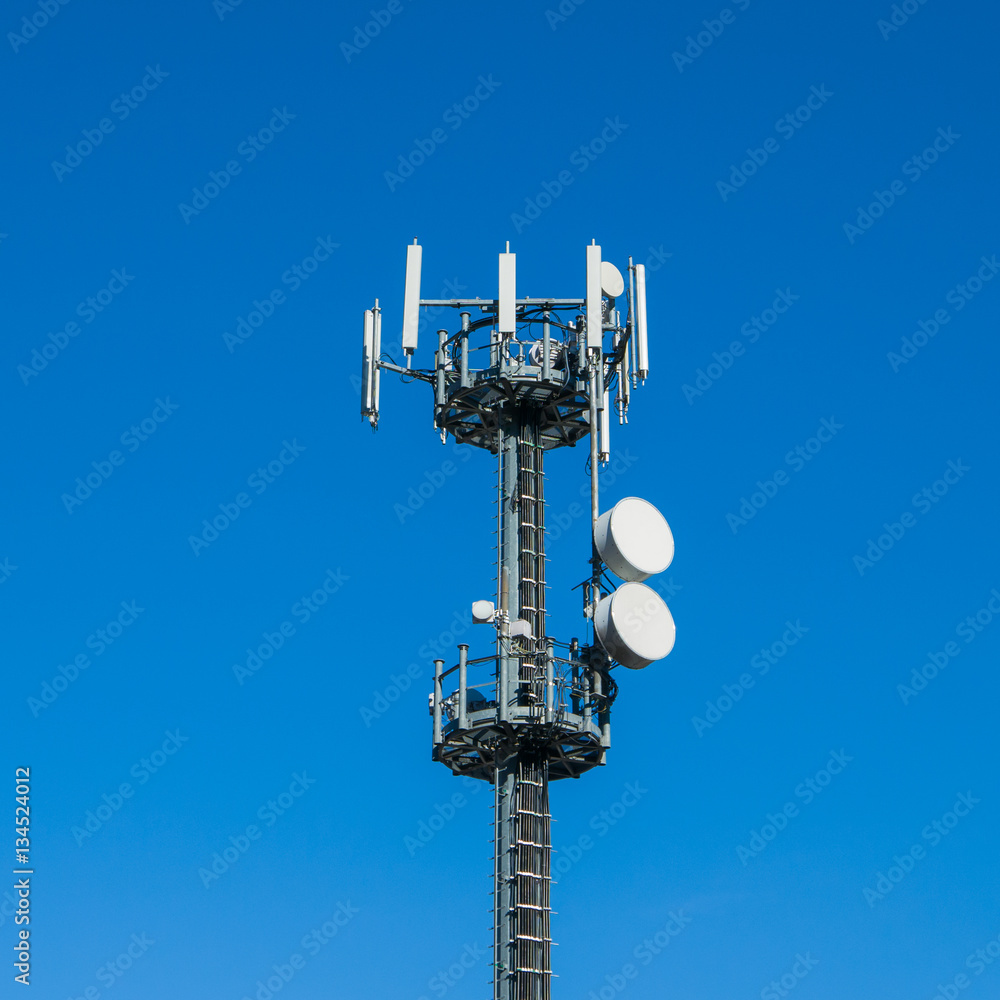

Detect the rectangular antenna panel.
[
  {"left": 634, "top": 263, "right": 649, "bottom": 378},
  {"left": 599, "top": 386, "right": 611, "bottom": 463},
  {"left": 361, "top": 309, "right": 375, "bottom": 414},
  {"left": 586, "top": 244, "right": 603, "bottom": 350},
  {"left": 401, "top": 242, "right": 422, "bottom": 354},
  {"left": 498, "top": 251, "right": 516, "bottom": 335},
  {"left": 372, "top": 305, "right": 381, "bottom": 415}
]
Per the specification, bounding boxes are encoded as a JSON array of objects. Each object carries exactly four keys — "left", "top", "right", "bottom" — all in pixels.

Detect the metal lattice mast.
[
  {"left": 492, "top": 403, "right": 555, "bottom": 999},
  {"left": 493, "top": 753, "right": 552, "bottom": 999},
  {"left": 361, "top": 240, "right": 676, "bottom": 1000}
]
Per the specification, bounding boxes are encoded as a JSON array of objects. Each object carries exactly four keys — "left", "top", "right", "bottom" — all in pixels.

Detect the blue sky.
[{"left": 3, "top": 0, "right": 1000, "bottom": 997}]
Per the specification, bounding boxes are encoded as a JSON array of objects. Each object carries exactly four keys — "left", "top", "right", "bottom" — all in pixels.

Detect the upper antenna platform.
[{"left": 360, "top": 240, "right": 652, "bottom": 450}]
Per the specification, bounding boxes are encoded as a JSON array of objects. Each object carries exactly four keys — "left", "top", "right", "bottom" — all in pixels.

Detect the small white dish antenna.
[
  {"left": 594, "top": 582, "right": 675, "bottom": 669},
  {"left": 595, "top": 497, "right": 673, "bottom": 581},
  {"left": 472, "top": 600, "right": 496, "bottom": 624},
  {"left": 509, "top": 619, "right": 533, "bottom": 638},
  {"left": 601, "top": 261, "right": 625, "bottom": 299}
]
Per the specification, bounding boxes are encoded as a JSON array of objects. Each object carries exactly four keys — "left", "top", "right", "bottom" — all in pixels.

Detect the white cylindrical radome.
[
  {"left": 594, "top": 582, "right": 675, "bottom": 669},
  {"left": 594, "top": 497, "right": 673, "bottom": 582}
]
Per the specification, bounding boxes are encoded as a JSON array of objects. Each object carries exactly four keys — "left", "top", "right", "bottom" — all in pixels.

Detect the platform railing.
[{"left": 431, "top": 643, "right": 609, "bottom": 747}]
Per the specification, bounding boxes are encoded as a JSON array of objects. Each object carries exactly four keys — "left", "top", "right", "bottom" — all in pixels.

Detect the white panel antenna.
[
  {"left": 620, "top": 329, "right": 631, "bottom": 421},
  {"left": 372, "top": 302, "right": 382, "bottom": 417},
  {"left": 498, "top": 244, "right": 516, "bottom": 335},
  {"left": 586, "top": 242, "right": 603, "bottom": 350},
  {"left": 599, "top": 386, "right": 610, "bottom": 464},
  {"left": 402, "top": 240, "right": 422, "bottom": 355},
  {"left": 362, "top": 308, "right": 375, "bottom": 414},
  {"left": 361, "top": 302, "right": 381, "bottom": 428},
  {"left": 634, "top": 263, "right": 648, "bottom": 379}
]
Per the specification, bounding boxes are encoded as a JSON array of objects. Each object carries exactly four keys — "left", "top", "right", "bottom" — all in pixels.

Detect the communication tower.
[{"left": 361, "top": 240, "right": 676, "bottom": 1000}]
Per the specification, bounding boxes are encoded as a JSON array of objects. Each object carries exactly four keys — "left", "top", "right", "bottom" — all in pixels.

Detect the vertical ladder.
[
  {"left": 517, "top": 429, "right": 546, "bottom": 642},
  {"left": 518, "top": 423, "right": 548, "bottom": 715},
  {"left": 493, "top": 753, "right": 553, "bottom": 1000}
]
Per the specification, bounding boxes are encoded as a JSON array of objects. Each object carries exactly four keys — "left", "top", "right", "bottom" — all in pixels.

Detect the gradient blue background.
[{"left": 3, "top": 0, "right": 1000, "bottom": 997}]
